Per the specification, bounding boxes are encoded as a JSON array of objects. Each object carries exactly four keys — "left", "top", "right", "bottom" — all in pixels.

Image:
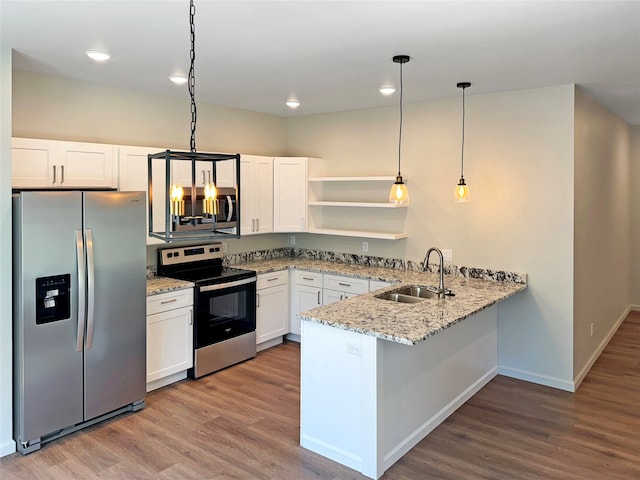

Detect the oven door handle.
[{"left": 199, "top": 276, "right": 256, "bottom": 292}]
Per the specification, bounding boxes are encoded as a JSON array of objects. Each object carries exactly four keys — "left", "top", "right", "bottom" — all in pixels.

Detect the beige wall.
[
  {"left": 631, "top": 126, "right": 640, "bottom": 307},
  {"left": 13, "top": 70, "right": 287, "bottom": 156},
  {"left": 288, "top": 85, "right": 577, "bottom": 389},
  {"left": 573, "top": 87, "right": 631, "bottom": 384}
]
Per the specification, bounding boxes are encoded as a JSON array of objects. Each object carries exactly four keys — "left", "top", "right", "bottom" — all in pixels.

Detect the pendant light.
[
  {"left": 455, "top": 82, "right": 471, "bottom": 202},
  {"left": 389, "top": 55, "right": 410, "bottom": 205},
  {"left": 148, "top": 0, "right": 240, "bottom": 242}
]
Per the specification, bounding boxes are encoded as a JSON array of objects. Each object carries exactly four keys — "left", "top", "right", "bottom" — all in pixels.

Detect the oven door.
[{"left": 195, "top": 277, "right": 256, "bottom": 349}]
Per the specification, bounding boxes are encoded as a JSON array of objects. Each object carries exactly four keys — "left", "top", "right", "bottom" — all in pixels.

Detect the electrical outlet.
[
  {"left": 590, "top": 323, "right": 594, "bottom": 337},
  {"left": 442, "top": 249, "right": 453, "bottom": 262},
  {"left": 362, "top": 241, "right": 369, "bottom": 252},
  {"left": 290, "top": 235, "right": 296, "bottom": 246}
]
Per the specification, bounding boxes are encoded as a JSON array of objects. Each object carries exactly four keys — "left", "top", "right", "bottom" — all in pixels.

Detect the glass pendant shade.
[
  {"left": 389, "top": 175, "right": 410, "bottom": 205},
  {"left": 455, "top": 178, "right": 470, "bottom": 203}
]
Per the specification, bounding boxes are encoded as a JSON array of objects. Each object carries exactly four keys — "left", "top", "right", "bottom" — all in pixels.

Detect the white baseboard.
[
  {"left": 497, "top": 366, "right": 575, "bottom": 392},
  {"left": 0, "top": 439, "right": 16, "bottom": 458},
  {"left": 256, "top": 336, "right": 283, "bottom": 352},
  {"left": 630, "top": 304, "right": 640, "bottom": 312},
  {"left": 573, "top": 305, "right": 630, "bottom": 390},
  {"left": 383, "top": 367, "right": 497, "bottom": 471}
]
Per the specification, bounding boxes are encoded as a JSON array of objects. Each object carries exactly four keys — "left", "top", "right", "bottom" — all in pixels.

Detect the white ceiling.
[{"left": 2, "top": 0, "right": 639, "bottom": 124}]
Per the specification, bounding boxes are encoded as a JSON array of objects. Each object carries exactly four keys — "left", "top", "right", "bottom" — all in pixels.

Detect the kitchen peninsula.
[{"left": 237, "top": 255, "right": 526, "bottom": 479}]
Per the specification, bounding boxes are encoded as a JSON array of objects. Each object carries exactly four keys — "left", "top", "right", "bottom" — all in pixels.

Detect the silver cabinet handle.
[
  {"left": 75, "top": 230, "right": 86, "bottom": 352},
  {"left": 52, "top": 165, "right": 57, "bottom": 184},
  {"left": 85, "top": 229, "right": 95, "bottom": 350},
  {"left": 340, "top": 294, "right": 344, "bottom": 301},
  {"left": 256, "top": 218, "right": 259, "bottom": 231},
  {"left": 61, "top": 165, "right": 65, "bottom": 184},
  {"left": 202, "top": 170, "right": 206, "bottom": 185},
  {"left": 302, "top": 276, "right": 314, "bottom": 281},
  {"left": 256, "top": 293, "right": 260, "bottom": 308},
  {"left": 160, "top": 298, "right": 177, "bottom": 304},
  {"left": 317, "top": 291, "right": 321, "bottom": 305},
  {"left": 189, "top": 310, "right": 193, "bottom": 325},
  {"left": 338, "top": 282, "right": 351, "bottom": 287},
  {"left": 267, "top": 277, "right": 279, "bottom": 282}
]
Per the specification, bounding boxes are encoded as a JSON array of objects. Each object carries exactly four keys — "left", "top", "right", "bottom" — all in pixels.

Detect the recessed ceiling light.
[
  {"left": 379, "top": 86, "right": 396, "bottom": 96},
  {"left": 286, "top": 100, "right": 300, "bottom": 109},
  {"left": 169, "top": 75, "right": 188, "bottom": 85},
  {"left": 85, "top": 50, "right": 111, "bottom": 62}
]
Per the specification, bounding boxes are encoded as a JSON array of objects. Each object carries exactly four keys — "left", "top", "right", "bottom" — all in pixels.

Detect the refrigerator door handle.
[
  {"left": 75, "top": 230, "right": 86, "bottom": 352},
  {"left": 85, "top": 229, "right": 96, "bottom": 350}
]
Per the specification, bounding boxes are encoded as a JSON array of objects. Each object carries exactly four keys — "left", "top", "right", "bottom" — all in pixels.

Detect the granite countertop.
[
  {"left": 146, "top": 276, "right": 194, "bottom": 296},
  {"left": 239, "top": 258, "right": 526, "bottom": 346}
]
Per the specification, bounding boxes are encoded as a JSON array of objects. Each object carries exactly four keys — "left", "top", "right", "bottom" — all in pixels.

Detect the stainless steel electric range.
[{"left": 157, "top": 243, "right": 257, "bottom": 378}]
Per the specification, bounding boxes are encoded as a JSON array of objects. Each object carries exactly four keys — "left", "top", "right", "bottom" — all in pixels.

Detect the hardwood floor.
[{"left": 2, "top": 312, "right": 639, "bottom": 479}]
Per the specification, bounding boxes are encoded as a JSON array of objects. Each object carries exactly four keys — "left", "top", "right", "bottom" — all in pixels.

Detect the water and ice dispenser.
[{"left": 35, "top": 274, "right": 71, "bottom": 324}]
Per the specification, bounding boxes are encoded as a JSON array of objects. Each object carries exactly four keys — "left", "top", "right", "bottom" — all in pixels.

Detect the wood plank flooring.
[{"left": 2, "top": 311, "right": 639, "bottom": 479}]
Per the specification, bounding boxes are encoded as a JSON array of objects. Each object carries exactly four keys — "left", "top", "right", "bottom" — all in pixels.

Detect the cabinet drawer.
[
  {"left": 257, "top": 270, "right": 288, "bottom": 290},
  {"left": 323, "top": 274, "right": 368, "bottom": 295},
  {"left": 293, "top": 270, "right": 323, "bottom": 288},
  {"left": 147, "top": 288, "right": 194, "bottom": 315}
]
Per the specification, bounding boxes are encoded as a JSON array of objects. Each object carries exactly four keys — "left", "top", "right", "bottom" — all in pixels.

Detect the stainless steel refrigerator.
[{"left": 12, "top": 190, "right": 147, "bottom": 454}]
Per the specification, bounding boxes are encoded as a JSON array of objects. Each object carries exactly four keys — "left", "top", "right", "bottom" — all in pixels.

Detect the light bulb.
[
  {"left": 389, "top": 177, "right": 409, "bottom": 205},
  {"left": 204, "top": 182, "right": 217, "bottom": 200},
  {"left": 455, "top": 181, "right": 470, "bottom": 202},
  {"left": 170, "top": 184, "right": 184, "bottom": 202}
]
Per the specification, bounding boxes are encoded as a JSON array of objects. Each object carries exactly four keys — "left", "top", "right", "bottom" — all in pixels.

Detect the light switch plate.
[{"left": 442, "top": 249, "right": 453, "bottom": 262}]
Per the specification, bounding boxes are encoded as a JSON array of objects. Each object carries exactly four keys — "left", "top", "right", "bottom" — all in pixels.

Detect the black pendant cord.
[
  {"left": 398, "top": 61, "right": 403, "bottom": 177},
  {"left": 189, "top": 0, "right": 197, "bottom": 153},
  {"left": 460, "top": 85, "right": 465, "bottom": 180}
]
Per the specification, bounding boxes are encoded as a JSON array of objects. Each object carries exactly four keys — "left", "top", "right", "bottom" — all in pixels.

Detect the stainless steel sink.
[
  {"left": 394, "top": 285, "right": 440, "bottom": 299},
  {"left": 374, "top": 285, "right": 443, "bottom": 303},
  {"left": 378, "top": 293, "right": 426, "bottom": 304}
]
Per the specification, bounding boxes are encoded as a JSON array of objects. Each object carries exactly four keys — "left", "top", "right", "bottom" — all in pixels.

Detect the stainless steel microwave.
[{"left": 173, "top": 187, "right": 237, "bottom": 232}]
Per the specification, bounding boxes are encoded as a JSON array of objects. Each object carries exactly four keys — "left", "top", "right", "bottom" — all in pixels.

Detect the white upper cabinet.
[
  {"left": 240, "top": 155, "right": 273, "bottom": 235},
  {"left": 273, "top": 157, "right": 312, "bottom": 232},
  {"left": 118, "top": 145, "right": 166, "bottom": 245},
  {"left": 12, "top": 138, "right": 117, "bottom": 189},
  {"left": 171, "top": 155, "right": 236, "bottom": 189}
]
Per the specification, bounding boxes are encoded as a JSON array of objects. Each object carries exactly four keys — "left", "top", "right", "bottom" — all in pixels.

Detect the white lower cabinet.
[
  {"left": 322, "top": 273, "right": 369, "bottom": 306},
  {"left": 369, "top": 279, "right": 394, "bottom": 292},
  {"left": 146, "top": 288, "right": 194, "bottom": 392},
  {"left": 290, "top": 270, "right": 323, "bottom": 337},
  {"left": 256, "top": 271, "right": 289, "bottom": 350}
]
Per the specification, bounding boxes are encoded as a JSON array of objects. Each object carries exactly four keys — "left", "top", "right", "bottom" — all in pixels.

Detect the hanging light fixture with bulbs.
[
  {"left": 389, "top": 55, "right": 410, "bottom": 205},
  {"left": 148, "top": 0, "right": 240, "bottom": 242},
  {"left": 455, "top": 82, "right": 471, "bottom": 203}
]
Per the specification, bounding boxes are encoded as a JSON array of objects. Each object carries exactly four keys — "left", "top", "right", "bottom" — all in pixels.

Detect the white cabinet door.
[
  {"left": 118, "top": 146, "right": 166, "bottom": 245},
  {"left": 216, "top": 159, "right": 236, "bottom": 188},
  {"left": 172, "top": 159, "right": 213, "bottom": 188},
  {"left": 59, "top": 142, "right": 116, "bottom": 188},
  {"left": 146, "top": 306, "right": 193, "bottom": 384},
  {"left": 240, "top": 155, "right": 273, "bottom": 235},
  {"left": 11, "top": 138, "right": 54, "bottom": 187},
  {"left": 322, "top": 289, "right": 345, "bottom": 306},
  {"left": 273, "top": 157, "right": 308, "bottom": 232},
  {"left": 12, "top": 138, "right": 117, "bottom": 188},
  {"left": 290, "top": 284, "right": 322, "bottom": 335},
  {"left": 256, "top": 283, "right": 289, "bottom": 344}
]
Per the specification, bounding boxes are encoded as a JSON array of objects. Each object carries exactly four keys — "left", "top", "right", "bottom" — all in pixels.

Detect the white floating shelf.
[
  {"left": 308, "top": 228, "right": 408, "bottom": 240},
  {"left": 309, "top": 176, "right": 406, "bottom": 182},
  {"left": 308, "top": 201, "right": 408, "bottom": 208}
]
